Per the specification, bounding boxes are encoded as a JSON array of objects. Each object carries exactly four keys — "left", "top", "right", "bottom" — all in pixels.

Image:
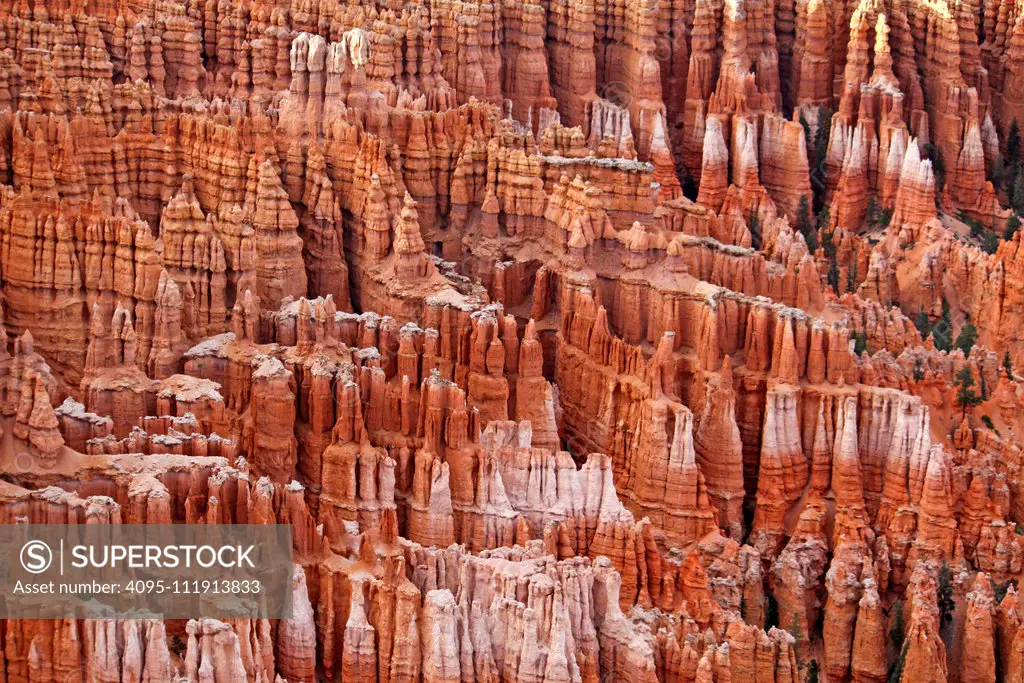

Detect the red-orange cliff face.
[{"left": 2, "top": 0, "right": 1024, "bottom": 681}]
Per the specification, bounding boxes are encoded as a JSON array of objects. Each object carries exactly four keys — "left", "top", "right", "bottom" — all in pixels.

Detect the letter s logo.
[{"left": 20, "top": 540, "right": 52, "bottom": 574}]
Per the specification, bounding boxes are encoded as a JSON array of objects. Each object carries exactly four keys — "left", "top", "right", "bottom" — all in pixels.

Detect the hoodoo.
[{"left": 0, "top": 0, "right": 1023, "bottom": 680}]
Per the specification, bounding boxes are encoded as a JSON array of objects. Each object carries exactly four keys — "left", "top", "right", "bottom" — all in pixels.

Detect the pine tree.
[
  {"left": 828, "top": 258, "right": 840, "bottom": 294},
  {"left": 817, "top": 206, "right": 831, "bottom": 230},
  {"left": 796, "top": 195, "right": 816, "bottom": 251},
  {"left": 887, "top": 644, "right": 908, "bottom": 683},
  {"left": 931, "top": 301, "right": 954, "bottom": 351},
  {"left": 1005, "top": 351, "right": 1014, "bottom": 378},
  {"left": 1012, "top": 172, "right": 1024, "bottom": 216},
  {"left": 955, "top": 365, "right": 982, "bottom": 419},
  {"left": 797, "top": 195, "right": 811, "bottom": 233},
  {"left": 852, "top": 331, "right": 868, "bottom": 355},
  {"left": 914, "top": 309, "right": 931, "bottom": 339},
  {"left": 889, "top": 599, "right": 904, "bottom": 650},
  {"left": 1009, "top": 119, "right": 1021, "bottom": 169},
  {"left": 879, "top": 206, "right": 893, "bottom": 228},
  {"left": 1005, "top": 213, "right": 1021, "bottom": 241},
  {"left": 812, "top": 107, "right": 833, "bottom": 208},
  {"left": 938, "top": 564, "right": 956, "bottom": 627},
  {"left": 982, "top": 231, "right": 1000, "bottom": 254},
  {"left": 955, "top": 320, "right": 978, "bottom": 355},
  {"left": 866, "top": 196, "right": 880, "bottom": 227},
  {"left": 764, "top": 594, "right": 779, "bottom": 630},
  {"left": 749, "top": 210, "right": 762, "bottom": 250},
  {"left": 993, "top": 579, "right": 1012, "bottom": 604},
  {"left": 924, "top": 144, "right": 945, "bottom": 193},
  {"left": 960, "top": 210, "right": 984, "bottom": 237},
  {"left": 993, "top": 153, "right": 1008, "bottom": 190},
  {"left": 813, "top": 107, "right": 832, "bottom": 162}
]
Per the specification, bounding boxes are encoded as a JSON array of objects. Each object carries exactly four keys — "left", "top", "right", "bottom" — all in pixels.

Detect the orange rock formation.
[{"left": 1, "top": 0, "right": 1024, "bottom": 681}]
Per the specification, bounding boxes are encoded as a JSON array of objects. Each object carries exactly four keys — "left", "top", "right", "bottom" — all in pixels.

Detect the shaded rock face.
[{"left": 5, "top": 1, "right": 1024, "bottom": 682}]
